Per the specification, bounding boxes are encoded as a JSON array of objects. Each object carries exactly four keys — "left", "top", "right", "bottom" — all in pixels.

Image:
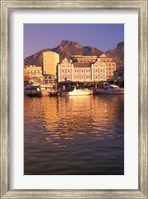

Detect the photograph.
[
  {"left": 1, "top": 0, "right": 148, "bottom": 198},
  {"left": 24, "top": 24, "right": 124, "bottom": 175}
]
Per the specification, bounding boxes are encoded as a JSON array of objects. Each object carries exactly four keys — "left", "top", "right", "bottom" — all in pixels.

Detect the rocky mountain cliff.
[
  {"left": 106, "top": 42, "right": 124, "bottom": 67},
  {"left": 24, "top": 40, "right": 124, "bottom": 67}
]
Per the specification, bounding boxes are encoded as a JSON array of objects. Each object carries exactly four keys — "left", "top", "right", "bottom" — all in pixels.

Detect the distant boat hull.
[
  {"left": 94, "top": 84, "right": 124, "bottom": 95},
  {"left": 49, "top": 91, "right": 61, "bottom": 97},
  {"left": 24, "top": 85, "right": 42, "bottom": 96},
  {"left": 94, "top": 90, "right": 124, "bottom": 95},
  {"left": 25, "top": 84, "right": 52, "bottom": 97},
  {"left": 26, "top": 91, "right": 42, "bottom": 97}
]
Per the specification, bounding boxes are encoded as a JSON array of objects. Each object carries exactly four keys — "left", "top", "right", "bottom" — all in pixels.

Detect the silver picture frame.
[{"left": 0, "top": 0, "right": 147, "bottom": 198}]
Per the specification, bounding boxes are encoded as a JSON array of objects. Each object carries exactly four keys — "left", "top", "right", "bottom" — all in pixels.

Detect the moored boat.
[
  {"left": 39, "top": 84, "right": 53, "bottom": 96},
  {"left": 25, "top": 84, "right": 53, "bottom": 97},
  {"left": 61, "top": 87, "right": 92, "bottom": 96},
  {"left": 94, "top": 84, "right": 124, "bottom": 95},
  {"left": 26, "top": 91, "right": 42, "bottom": 97},
  {"left": 49, "top": 90, "right": 61, "bottom": 97},
  {"left": 24, "top": 85, "right": 42, "bottom": 97}
]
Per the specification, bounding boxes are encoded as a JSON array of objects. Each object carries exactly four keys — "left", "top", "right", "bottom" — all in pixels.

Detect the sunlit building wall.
[
  {"left": 97, "top": 54, "right": 116, "bottom": 80},
  {"left": 91, "top": 59, "right": 106, "bottom": 81},
  {"left": 24, "top": 65, "right": 42, "bottom": 74},
  {"left": 43, "top": 51, "right": 59, "bottom": 77},
  {"left": 24, "top": 65, "right": 43, "bottom": 84}
]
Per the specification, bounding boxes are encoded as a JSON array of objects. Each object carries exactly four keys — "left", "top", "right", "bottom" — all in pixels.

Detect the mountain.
[
  {"left": 52, "top": 40, "right": 103, "bottom": 60},
  {"left": 106, "top": 42, "right": 124, "bottom": 67},
  {"left": 24, "top": 48, "right": 51, "bottom": 66},
  {"left": 24, "top": 40, "right": 124, "bottom": 67}
]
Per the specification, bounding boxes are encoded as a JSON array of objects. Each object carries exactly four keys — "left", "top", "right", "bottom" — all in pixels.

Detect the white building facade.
[{"left": 57, "top": 58, "right": 106, "bottom": 83}]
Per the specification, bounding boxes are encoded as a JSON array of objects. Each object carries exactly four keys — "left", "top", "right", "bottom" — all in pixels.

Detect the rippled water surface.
[{"left": 24, "top": 95, "right": 124, "bottom": 175}]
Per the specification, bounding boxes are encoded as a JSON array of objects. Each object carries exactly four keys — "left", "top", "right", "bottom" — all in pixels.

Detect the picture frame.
[{"left": 0, "top": 0, "right": 147, "bottom": 198}]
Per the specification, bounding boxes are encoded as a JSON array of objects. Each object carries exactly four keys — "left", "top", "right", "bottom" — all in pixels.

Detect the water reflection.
[{"left": 24, "top": 95, "right": 124, "bottom": 175}]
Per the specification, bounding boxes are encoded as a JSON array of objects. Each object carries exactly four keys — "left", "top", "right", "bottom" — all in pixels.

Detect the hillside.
[{"left": 24, "top": 40, "right": 124, "bottom": 67}]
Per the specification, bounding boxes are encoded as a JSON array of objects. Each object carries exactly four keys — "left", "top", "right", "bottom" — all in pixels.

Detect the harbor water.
[{"left": 24, "top": 95, "right": 124, "bottom": 175}]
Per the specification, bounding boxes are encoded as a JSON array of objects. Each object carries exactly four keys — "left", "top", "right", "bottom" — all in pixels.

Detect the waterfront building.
[
  {"left": 97, "top": 54, "right": 116, "bottom": 80},
  {"left": 71, "top": 55, "right": 98, "bottom": 63},
  {"left": 24, "top": 65, "right": 43, "bottom": 84},
  {"left": 43, "top": 51, "right": 59, "bottom": 78},
  {"left": 57, "top": 57, "right": 106, "bottom": 83},
  {"left": 114, "top": 67, "right": 124, "bottom": 87},
  {"left": 57, "top": 58, "right": 73, "bottom": 82},
  {"left": 91, "top": 58, "right": 106, "bottom": 81},
  {"left": 24, "top": 73, "right": 30, "bottom": 85},
  {"left": 73, "top": 62, "right": 92, "bottom": 82},
  {"left": 42, "top": 74, "right": 55, "bottom": 85},
  {"left": 114, "top": 67, "right": 124, "bottom": 79}
]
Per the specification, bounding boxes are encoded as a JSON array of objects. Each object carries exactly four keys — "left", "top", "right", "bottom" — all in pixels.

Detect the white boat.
[
  {"left": 94, "top": 84, "right": 124, "bottom": 95},
  {"left": 61, "top": 87, "right": 92, "bottom": 96}
]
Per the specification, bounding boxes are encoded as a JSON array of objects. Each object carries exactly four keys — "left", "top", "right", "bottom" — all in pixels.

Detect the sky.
[{"left": 24, "top": 24, "right": 124, "bottom": 58}]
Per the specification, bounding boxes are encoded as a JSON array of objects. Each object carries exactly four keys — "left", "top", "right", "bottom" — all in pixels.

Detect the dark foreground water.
[{"left": 24, "top": 95, "right": 124, "bottom": 175}]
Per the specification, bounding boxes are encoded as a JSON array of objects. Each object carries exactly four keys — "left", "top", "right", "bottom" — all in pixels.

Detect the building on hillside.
[
  {"left": 97, "top": 54, "right": 116, "bottom": 80},
  {"left": 43, "top": 51, "right": 59, "bottom": 78},
  {"left": 24, "top": 65, "right": 43, "bottom": 84},
  {"left": 57, "top": 57, "right": 106, "bottom": 83}
]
